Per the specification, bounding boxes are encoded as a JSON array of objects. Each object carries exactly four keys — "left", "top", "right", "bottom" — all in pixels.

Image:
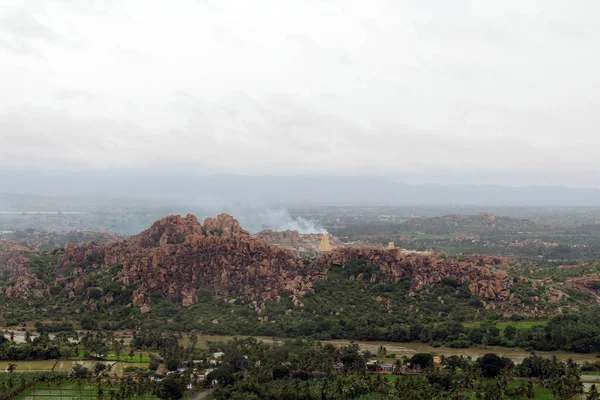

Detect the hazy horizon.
[{"left": 3, "top": 173, "right": 600, "bottom": 207}]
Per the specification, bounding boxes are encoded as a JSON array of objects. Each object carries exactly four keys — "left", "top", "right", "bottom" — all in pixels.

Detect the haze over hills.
[{"left": 3, "top": 174, "right": 600, "bottom": 207}]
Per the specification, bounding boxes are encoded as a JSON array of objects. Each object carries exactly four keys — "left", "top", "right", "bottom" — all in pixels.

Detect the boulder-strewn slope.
[
  {"left": 56, "top": 214, "right": 322, "bottom": 311},
  {"left": 0, "top": 241, "right": 49, "bottom": 298},
  {"left": 315, "top": 248, "right": 511, "bottom": 301},
  {"left": 52, "top": 214, "right": 516, "bottom": 313}
]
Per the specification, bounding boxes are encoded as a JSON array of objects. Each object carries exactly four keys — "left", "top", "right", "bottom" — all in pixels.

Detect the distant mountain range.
[{"left": 2, "top": 173, "right": 600, "bottom": 207}]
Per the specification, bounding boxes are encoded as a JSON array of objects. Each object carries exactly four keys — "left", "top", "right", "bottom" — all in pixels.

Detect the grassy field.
[
  {"left": 464, "top": 320, "right": 547, "bottom": 335},
  {"left": 506, "top": 380, "right": 553, "bottom": 400},
  {"left": 103, "top": 353, "right": 152, "bottom": 363},
  {"left": 14, "top": 381, "right": 161, "bottom": 400},
  {"left": 495, "top": 321, "right": 547, "bottom": 332},
  {"left": 532, "top": 387, "right": 553, "bottom": 400},
  {"left": 74, "top": 351, "right": 153, "bottom": 363}
]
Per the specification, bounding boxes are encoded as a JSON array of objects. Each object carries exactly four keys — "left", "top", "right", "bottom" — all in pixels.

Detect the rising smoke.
[{"left": 221, "top": 206, "right": 327, "bottom": 234}]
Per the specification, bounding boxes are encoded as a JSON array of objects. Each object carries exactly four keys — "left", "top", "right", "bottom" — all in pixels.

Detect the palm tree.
[
  {"left": 497, "top": 369, "right": 510, "bottom": 394},
  {"left": 550, "top": 374, "right": 572, "bottom": 400},
  {"left": 375, "top": 375, "right": 389, "bottom": 392},
  {"left": 394, "top": 358, "right": 403, "bottom": 373},
  {"left": 588, "top": 384, "right": 600, "bottom": 400}
]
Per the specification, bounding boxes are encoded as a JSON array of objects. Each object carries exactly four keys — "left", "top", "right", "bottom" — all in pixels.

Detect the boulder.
[{"left": 204, "top": 213, "right": 249, "bottom": 238}]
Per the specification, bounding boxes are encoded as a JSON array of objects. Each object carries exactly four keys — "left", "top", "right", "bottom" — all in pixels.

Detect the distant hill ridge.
[{"left": 4, "top": 174, "right": 600, "bottom": 206}]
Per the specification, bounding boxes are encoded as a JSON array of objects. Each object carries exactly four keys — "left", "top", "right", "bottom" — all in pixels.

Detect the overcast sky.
[{"left": 2, "top": 0, "right": 600, "bottom": 188}]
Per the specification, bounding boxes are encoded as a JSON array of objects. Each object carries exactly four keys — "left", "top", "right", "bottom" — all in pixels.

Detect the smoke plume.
[{"left": 220, "top": 206, "right": 326, "bottom": 234}]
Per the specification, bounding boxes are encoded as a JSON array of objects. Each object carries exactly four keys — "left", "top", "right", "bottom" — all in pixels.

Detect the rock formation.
[
  {"left": 567, "top": 274, "right": 600, "bottom": 302},
  {"left": 56, "top": 214, "right": 321, "bottom": 310},
  {"left": 0, "top": 214, "right": 528, "bottom": 311},
  {"left": 314, "top": 247, "right": 512, "bottom": 301},
  {"left": 204, "top": 213, "right": 249, "bottom": 238},
  {"left": 0, "top": 241, "right": 49, "bottom": 298}
]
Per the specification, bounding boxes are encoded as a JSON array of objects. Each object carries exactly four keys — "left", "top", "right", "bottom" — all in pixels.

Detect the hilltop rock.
[
  {"left": 132, "top": 214, "right": 204, "bottom": 248},
  {"left": 204, "top": 213, "right": 249, "bottom": 238}
]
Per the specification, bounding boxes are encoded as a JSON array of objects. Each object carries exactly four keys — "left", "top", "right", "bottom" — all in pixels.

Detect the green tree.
[
  {"left": 588, "top": 384, "right": 600, "bottom": 400},
  {"left": 80, "top": 316, "right": 98, "bottom": 330},
  {"left": 410, "top": 353, "right": 434, "bottom": 369},
  {"left": 526, "top": 381, "right": 535, "bottom": 399},
  {"left": 483, "top": 380, "right": 502, "bottom": 400},
  {"left": 72, "top": 363, "right": 90, "bottom": 379},
  {"left": 550, "top": 374, "right": 572, "bottom": 400},
  {"left": 504, "top": 325, "right": 517, "bottom": 341},
  {"left": 340, "top": 343, "right": 367, "bottom": 374},
  {"left": 113, "top": 339, "right": 124, "bottom": 361},
  {"left": 479, "top": 353, "right": 512, "bottom": 378}
]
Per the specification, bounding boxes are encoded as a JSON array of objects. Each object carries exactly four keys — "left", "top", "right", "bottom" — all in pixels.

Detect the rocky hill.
[
  {"left": 56, "top": 214, "right": 323, "bottom": 312},
  {"left": 0, "top": 213, "right": 596, "bottom": 325},
  {"left": 54, "top": 214, "right": 520, "bottom": 314}
]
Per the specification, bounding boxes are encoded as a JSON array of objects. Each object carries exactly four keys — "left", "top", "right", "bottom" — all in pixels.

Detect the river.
[
  {"left": 2, "top": 330, "right": 77, "bottom": 344},
  {"left": 184, "top": 335, "right": 600, "bottom": 364}
]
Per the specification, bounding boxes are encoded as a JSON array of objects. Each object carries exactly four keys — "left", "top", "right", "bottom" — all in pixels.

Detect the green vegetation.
[
  {"left": 0, "top": 328, "right": 205, "bottom": 399},
  {"left": 463, "top": 321, "right": 548, "bottom": 336},
  {"left": 0, "top": 332, "right": 62, "bottom": 361},
  {"left": 8, "top": 206, "right": 600, "bottom": 398},
  {"left": 13, "top": 379, "right": 163, "bottom": 400},
  {"left": 0, "top": 372, "right": 68, "bottom": 400},
  {"left": 198, "top": 338, "right": 584, "bottom": 400},
  {"left": 102, "top": 353, "right": 153, "bottom": 363},
  {"left": 27, "top": 253, "right": 59, "bottom": 283},
  {"left": 5, "top": 256, "right": 600, "bottom": 356}
]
